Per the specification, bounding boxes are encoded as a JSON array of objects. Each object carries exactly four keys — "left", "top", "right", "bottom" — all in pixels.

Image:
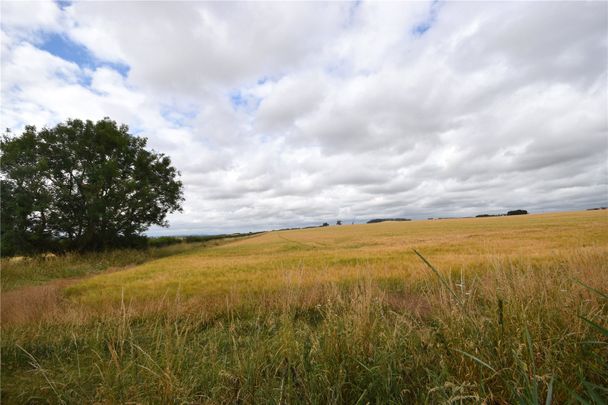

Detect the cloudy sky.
[{"left": 1, "top": 1, "right": 607, "bottom": 234}]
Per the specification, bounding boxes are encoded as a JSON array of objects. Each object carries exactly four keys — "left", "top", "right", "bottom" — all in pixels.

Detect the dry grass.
[
  {"left": 1, "top": 280, "right": 70, "bottom": 325},
  {"left": 1, "top": 210, "right": 607, "bottom": 403},
  {"left": 63, "top": 210, "right": 607, "bottom": 307}
]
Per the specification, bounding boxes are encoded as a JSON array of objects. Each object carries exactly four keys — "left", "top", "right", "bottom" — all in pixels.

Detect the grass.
[
  {"left": 1, "top": 210, "right": 607, "bottom": 403},
  {"left": 65, "top": 211, "right": 607, "bottom": 305},
  {"left": 1, "top": 236, "right": 249, "bottom": 292}
]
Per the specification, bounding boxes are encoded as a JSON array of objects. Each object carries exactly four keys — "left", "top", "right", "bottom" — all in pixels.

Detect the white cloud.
[
  {"left": 1, "top": 1, "right": 606, "bottom": 234},
  {"left": 0, "top": 0, "right": 62, "bottom": 35}
]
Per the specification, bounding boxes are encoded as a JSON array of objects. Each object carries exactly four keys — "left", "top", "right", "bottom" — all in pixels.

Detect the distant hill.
[{"left": 367, "top": 218, "right": 411, "bottom": 224}]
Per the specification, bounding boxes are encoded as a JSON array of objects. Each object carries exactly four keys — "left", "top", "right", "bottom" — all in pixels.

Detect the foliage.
[
  {"left": 147, "top": 233, "right": 261, "bottom": 249},
  {"left": 367, "top": 218, "right": 411, "bottom": 223},
  {"left": 507, "top": 209, "right": 528, "bottom": 216},
  {"left": 1, "top": 118, "right": 183, "bottom": 254}
]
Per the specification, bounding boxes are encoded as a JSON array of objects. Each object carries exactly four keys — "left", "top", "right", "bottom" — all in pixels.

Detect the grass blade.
[
  {"left": 16, "top": 344, "right": 64, "bottom": 404},
  {"left": 573, "top": 279, "right": 608, "bottom": 300},
  {"left": 545, "top": 375, "right": 554, "bottom": 405},
  {"left": 412, "top": 249, "right": 459, "bottom": 301},
  {"left": 579, "top": 316, "right": 608, "bottom": 337},
  {"left": 452, "top": 348, "right": 497, "bottom": 374},
  {"left": 524, "top": 328, "right": 539, "bottom": 404}
]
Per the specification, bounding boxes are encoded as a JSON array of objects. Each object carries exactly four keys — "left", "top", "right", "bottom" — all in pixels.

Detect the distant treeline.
[
  {"left": 587, "top": 207, "right": 607, "bottom": 211},
  {"left": 367, "top": 218, "right": 411, "bottom": 224},
  {"left": 148, "top": 232, "right": 262, "bottom": 248},
  {"left": 476, "top": 209, "right": 528, "bottom": 218}
]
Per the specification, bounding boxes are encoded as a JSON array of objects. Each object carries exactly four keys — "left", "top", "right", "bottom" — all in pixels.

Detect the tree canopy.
[{"left": 1, "top": 118, "right": 183, "bottom": 255}]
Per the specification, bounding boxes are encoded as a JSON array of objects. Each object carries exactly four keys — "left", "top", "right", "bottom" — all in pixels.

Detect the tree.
[
  {"left": 507, "top": 209, "right": 528, "bottom": 216},
  {"left": 336, "top": 220, "right": 342, "bottom": 225},
  {"left": 1, "top": 118, "right": 184, "bottom": 254}
]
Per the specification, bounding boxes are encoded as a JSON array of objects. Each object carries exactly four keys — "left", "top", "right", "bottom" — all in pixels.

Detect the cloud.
[
  {"left": 0, "top": 0, "right": 63, "bottom": 36},
  {"left": 63, "top": 2, "right": 351, "bottom": 93},
  {"left": 1, "top": 1, "right": 606, "bottom": 235}
]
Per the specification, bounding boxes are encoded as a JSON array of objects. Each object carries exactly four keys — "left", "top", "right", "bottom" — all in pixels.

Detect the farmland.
[{"left": 1, "top": 210, "right": 607, "bottom": 403}]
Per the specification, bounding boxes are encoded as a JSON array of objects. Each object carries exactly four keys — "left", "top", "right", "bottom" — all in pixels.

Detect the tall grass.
[
  {"left": 2, "top": 249, "right": 606, "bottom": 403},
  {"left": 1, "top": 239, "right": 239, "bottom": 292}
]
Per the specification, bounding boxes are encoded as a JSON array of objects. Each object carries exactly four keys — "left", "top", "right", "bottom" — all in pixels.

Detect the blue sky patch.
[
  {"left": 230, "top": 90, "right": 247, "bottom": 108},
  {"left": 229, "top": 89, "right": 262, "bottom": 112},
  {"left": 412, "top": 0, "right": 442, "bottom": 37},
  {"left": 41, "top": 33, "right": 90, "bottom": 66},
  {"left": 256, "top": 74, "right": 283, "bottom": 86},
  {"left": 40, "top": 32, "right": 130, "bottom": 78},
  {"left": 160, "top": 104, "right": 198, "bottom": 128},
  {"left": 344, "top": 0, "right": 362, "bottom": 28},
  {"left": 55, "top": 0, "right": 71, "bottom": 10}
]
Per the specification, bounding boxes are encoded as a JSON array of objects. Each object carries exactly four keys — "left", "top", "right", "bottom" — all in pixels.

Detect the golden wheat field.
[
  {"left": 67, "top": 210, "right": 607, "bottom": 305},
  {"left": 1, "top": 210, "right": 607, "bottom": 403}
]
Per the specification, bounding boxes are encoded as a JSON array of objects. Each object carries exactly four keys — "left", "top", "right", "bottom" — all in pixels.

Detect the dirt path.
[{"left": 1, "top": 262, "right": 144, "bottom": 326}]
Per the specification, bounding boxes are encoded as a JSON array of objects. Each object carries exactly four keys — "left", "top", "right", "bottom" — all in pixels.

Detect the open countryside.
[
  {"left": 2, "top": 210, "right": 607, "bottom": 403},
  {"left": 2, "top": 1, "right": 607, "bottom": 404}
]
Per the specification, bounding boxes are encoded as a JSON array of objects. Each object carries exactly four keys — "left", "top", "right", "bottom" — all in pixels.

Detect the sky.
[{"left": 1, "top": 1, "right": 607, "bottom": 235}]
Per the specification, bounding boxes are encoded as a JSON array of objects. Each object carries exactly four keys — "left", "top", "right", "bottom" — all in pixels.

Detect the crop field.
[{"left": 1, "top": 210, "right": 607, "bottom": 403}]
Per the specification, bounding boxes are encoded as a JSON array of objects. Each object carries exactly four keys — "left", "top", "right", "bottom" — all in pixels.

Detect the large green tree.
[{"left": 1, "top": 118, "right": 184, "bottom": 254}]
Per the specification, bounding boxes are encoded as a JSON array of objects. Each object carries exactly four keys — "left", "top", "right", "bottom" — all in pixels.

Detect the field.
[{"left": 1, "top": 210, "right": 607, "bottom": 403}]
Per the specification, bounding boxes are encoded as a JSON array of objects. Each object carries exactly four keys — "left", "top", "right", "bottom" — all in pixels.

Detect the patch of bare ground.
[{"left": 1, "top": 265, "right": 131, "bottom": 326}]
